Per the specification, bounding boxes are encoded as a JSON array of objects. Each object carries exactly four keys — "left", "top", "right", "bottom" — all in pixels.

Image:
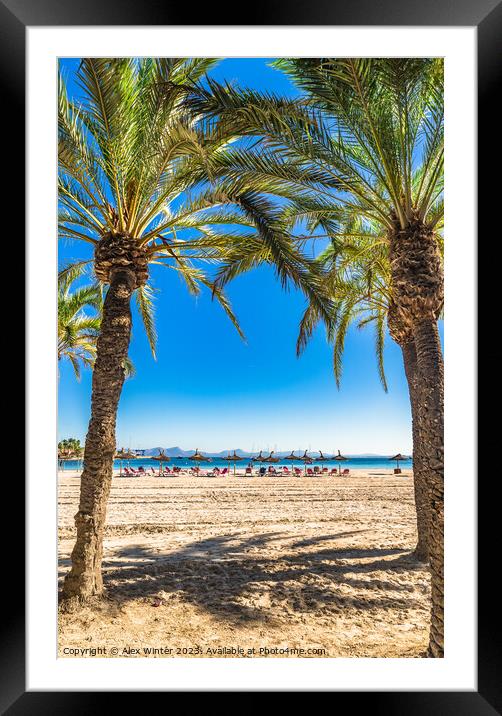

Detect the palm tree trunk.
[
  {"left": 401, "top": 341, "right": 430, "bottom": 562},
  {"left": 413, "top": 320, "right": 444, "bottom": 657},
  {"left": 61, "top": 267, "right": 135, "bottom": 605}
]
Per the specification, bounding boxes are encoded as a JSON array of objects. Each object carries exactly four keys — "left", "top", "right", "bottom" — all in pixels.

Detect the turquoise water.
[{"left": 59, "top": 456, "right": 412, "bottom": 471}]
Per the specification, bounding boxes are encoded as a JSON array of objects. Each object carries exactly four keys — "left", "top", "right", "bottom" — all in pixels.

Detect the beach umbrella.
[
  {"left": 262, "top": 451, "right": 280, "bottom": 467},
  {"left": 314, "top": 450, "right": 330, "bottom": 475},
  {"left": 315, "top": 450, "right": 330, "bottom": 462},
  {"left": 284, "top": 451, "right": 300, "bottom": 461},
  {"left": 253, "top": 450, "right": 265, "bottom": 462},
  {"left": 301, "top": 449, "right": 313, "bottom": 474},
  {"left": 390, "top": 453, "right": 408, "bottom": 470},
  {"left": 284, "top": 451, "right": 301, "bottom": 475},
  {"left": 115, "top": 448, "right": 127, "bottom": 476},
  {"left": 123, "top": 450, "right": 139, "bottom": 471},
  {"left": 229, "top": 450, "right": 244, "bottom": 475},
  {"left": 189, "top": 449, "right": 211, "bottom": 472},
  {"left": 221, "top": 453, "right": 234, "bottom": 474},
  {"left": 151, "top": 449, "right": 170, "bottom": 473},
  {"left": 252, "top": 451, "right": 266, "bottom": 473},
  {"left": 115, "top": 448, "right": 137, "bottom": 474},
  {"left": 334, "top": 449, "right": 348, "bottom": 475}
]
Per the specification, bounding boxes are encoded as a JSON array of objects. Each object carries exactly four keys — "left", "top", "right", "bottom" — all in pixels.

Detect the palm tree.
[
  {"left": 58, "top": 58, "right": 331, "bottom": 605},
  {"left": 58, "top": 263, "right": 102, "bottom": 379},
  {"left": 190, "top": 58, "right": 444, "bottom": 656},
  {"left": 58, "top": 437, "right": 83, "bottom": 457},
  {"left": 59, "top": 262, "right": 135, "bottom": 379},
  {"left": 294, "top": 212, "right": 443, "bottom": 564}
]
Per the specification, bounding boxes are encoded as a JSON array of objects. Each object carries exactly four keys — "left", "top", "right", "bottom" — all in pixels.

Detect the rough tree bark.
[
  {"left": 401, "top": 341, "right": 430, "bottom": 562},
  {"left": 389, "top": 213, "right": 444, "bottom": 657},
  {"left": 61, "top": 265, "right": 136, "bottom": 605},
  {"left": 413, "top": 320, "right": 444, "bottom": 658}
]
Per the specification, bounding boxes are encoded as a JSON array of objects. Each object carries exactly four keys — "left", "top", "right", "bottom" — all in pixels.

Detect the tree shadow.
[{"left": 89, "top": 531, "right": 429, "bottom": 626}]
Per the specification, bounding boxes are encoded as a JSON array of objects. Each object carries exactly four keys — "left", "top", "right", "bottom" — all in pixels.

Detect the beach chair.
[
  {"left": 329, "top": 468, "right": 337, "bottom": 476},
  {"left": 306, "top": 468, "right": 314, "bottom": 476},
  {"left": 294, "top": 467, "right": 302, "bottom": 476},
  {"left": 259, "top": 467, "right": 266, "bottom": 476},
  {"left": 245, "top": 467, "right": 252, "bottom": 475},
  {"left": 313, "top": 466, "right": 321, "bottom": 474},
  {"left": 282, "top": 466, "right": 290, "bottom": 474},
  {"left": 393, "top": 468, "right": 402, "bottom": 474},
  {"left": 137, "top": 466, "right": 146, "bottom": 475},
  {"left": 221, "top": 467, "right": 228, "bottom": 476},
  {"left": 342, "top": 468, "right": 350, "bottom": 476}
]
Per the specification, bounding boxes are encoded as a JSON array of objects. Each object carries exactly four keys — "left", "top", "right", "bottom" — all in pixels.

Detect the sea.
[{"left": 59, "top": 455, "right": 413, "bottom": 471}]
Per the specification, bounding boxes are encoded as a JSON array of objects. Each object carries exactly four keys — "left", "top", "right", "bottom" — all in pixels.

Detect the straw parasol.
[
  {"left": 221, "top": 453, "right": 234, "bottom": 474},
  {"left": 115, "top": 448, "right": 126, "bottom": 476},
  {"left": 189, "top": 449, "right": 211, "bottom": 472},
  {"left": 315, "top": 450, "right": 329, "bottom": 462},
  {"left": 225, "top": 450, "right": 244, "bottom": 475},
  {"left": 301, "top": 449, "right": 313, "bottom": 474},
  {"left": 115, "top": 448, "right": 138, "bottom": 475},
  {"left": 252, "top": 451, "right": 266, "bottom": 473},
  {"left": 231, "top": 450, "right": 244, "bottom": 475},
  {"left": 314, "top": 450, "right": 330, "bottom": 475},
  {"left": 284, "top": 451, "right": 301, "bottom": 475},
  {"left": 334, "top": 449, "right": 348, "bottom": 475},
  {"left": 262, "top": 451, "right": 280, "bottom": 470},
  {"left": 390, "top": 453, "right": 408, "bottom": 470},
  {"left": 151, "top": 449, "right": 170, "bottom": 474}
]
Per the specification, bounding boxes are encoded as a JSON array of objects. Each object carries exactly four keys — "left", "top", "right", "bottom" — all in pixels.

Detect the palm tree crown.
[
  {"left": 58, "top": 263, "right": 102, "bottom": 379},
  {"left": 59, "top": 58, "right": 333, "bottom": 348}
]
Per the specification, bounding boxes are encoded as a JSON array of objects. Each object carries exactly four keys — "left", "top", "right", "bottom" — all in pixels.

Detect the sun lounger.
[
  {"left": 342, "top": 468, "right": 350, "bottom": 475},
  {"left": 306, "top": 468, "right": 314, "bottom": 476},
  {"left": 394, "top": 468, "right": 402, "bottom": 474}
]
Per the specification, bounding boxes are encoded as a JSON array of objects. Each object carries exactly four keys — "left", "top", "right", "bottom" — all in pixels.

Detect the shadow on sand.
[{"left": 63, "top": 531, "right": 430, "bottom": 626}]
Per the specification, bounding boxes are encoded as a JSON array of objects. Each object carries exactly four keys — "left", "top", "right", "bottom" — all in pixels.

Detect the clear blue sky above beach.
[{"left": 58, "top": 58, "right": 443, "bottom": 454}]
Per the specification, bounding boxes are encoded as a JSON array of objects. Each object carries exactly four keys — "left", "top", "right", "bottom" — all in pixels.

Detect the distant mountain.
[{"left": 142, "top": 446, "right": 193, "bottom": 457}]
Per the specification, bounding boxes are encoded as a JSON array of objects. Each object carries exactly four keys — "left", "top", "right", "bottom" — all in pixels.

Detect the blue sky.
[{"left": 58, "top": 58, "right": 443, "bottom": 454}]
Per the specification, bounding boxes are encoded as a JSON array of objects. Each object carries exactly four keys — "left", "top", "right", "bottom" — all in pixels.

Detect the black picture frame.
[{"left": 2, "top": 0, "right": 498, "bottom": 710}]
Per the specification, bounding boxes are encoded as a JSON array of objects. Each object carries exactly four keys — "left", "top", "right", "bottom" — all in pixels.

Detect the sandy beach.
[{"left": 58, "top": 470, "right": 430, "bottom": 658}]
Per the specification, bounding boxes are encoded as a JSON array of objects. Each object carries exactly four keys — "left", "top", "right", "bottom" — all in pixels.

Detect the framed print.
[{"left": 2, "top": 0, "right": 499, "bottom": 709}]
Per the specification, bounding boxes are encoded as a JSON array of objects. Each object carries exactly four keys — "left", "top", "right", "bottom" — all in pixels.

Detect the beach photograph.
[{"left": 57, "top": 57, "right": 444, "bottom": 659}]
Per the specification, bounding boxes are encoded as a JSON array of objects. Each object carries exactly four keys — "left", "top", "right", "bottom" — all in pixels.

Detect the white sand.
[{"left": 58, "top": 470, "right": 430, "bottom": 658}]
